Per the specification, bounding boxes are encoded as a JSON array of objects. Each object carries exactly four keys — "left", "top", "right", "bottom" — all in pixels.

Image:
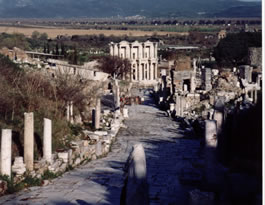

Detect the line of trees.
[{"left": 213, "top": 31, "right": 261, "bottom": 67}]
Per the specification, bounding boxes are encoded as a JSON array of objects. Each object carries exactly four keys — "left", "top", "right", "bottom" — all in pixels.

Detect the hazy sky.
[{"left": 239, "top": 0, "right": 261, "bottom": 1}]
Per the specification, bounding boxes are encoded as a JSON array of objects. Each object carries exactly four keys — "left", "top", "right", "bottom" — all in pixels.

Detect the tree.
[
  {"left": 97, "top": 56, "right": 131, "bottom": 79},
  {"left": 31, "top": 31, "right": 40, "bottom": 40},
  {"left": 213, "top": 32, "right": 261, "bottom": 67},
  {"left": 55, "top": 43, "right": 59, "bottom": 56},
  {"left": 39, "top": 33, "right": 48, "bottom": 41}
]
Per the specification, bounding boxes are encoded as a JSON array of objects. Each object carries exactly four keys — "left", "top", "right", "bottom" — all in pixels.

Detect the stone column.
[
  {"left": 1, "top": 129, "right": 12, "bottom": 177},
  {"left": 159, "top": 97, "right": 163, "bottom": 104},
  {"left": 213, "top": 110, "right": 223, "bottom": 135},
  {"left": 205, "top": 120, "right": 222, "bottom": 188},
  {"left": 123, "top": 108, "right": 129, "bottom": 118},
  {"left": 183, "top": 84, "right": 188, "bottom": 92},
  {"left": 154, "top": 84, "right": 157, "bottom": 92},
  {"left": 249, "top": 90, "right": 254, "bottom": 101},
  {"left": 190, "top": 76, "right": 196, "bottom": 93},
  {"left": 254, "top": 88, "right": 258, "bottom": 103},
  {"left": 95, "top": 98, "right": 101, "bottom": 129},
  {"left": 169, "top": 103, "right": 175, "bottom": 112},
  {"left": 70, "top": 101, "right": 74, "bottom": 123},
  {"left": 154, "top": 63, "right": 157, "bottom": 80},
  {"left": 135, "top": 65, "right": 138, "bottom": 81},
  {"left": 205, "top": 120, "right": 217, "bottom": 148},
  {"left": 175, "top": 94, "right": 180, "bottom": 116},
  {"left": 147, "top": 63, "right": 150, "bottom": 80},
  {"left": 115, "top": 85, "right": 120, "bottom": 109},
  {"left": 142, "top": 44, "right": 145, "bottom": 59},
  {"left": 43, "top": 118, "right": 52, "bottom": 163},
  {"left": 179, "top": 96, "right": 185, "bottom": 117},
  {"left": 24, "top": 112, "right": 34, "bottom": 171},
  {"left": 139, "top": 64, "right": 142, "bottom": 82}
]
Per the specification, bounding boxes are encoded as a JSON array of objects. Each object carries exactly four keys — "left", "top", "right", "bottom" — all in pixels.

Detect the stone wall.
[{"left": 0, "top": 110, "right": 124, "bottom": 195}]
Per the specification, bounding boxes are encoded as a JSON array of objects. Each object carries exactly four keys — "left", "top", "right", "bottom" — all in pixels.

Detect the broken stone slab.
[
  {"left": 48, "top": 159, "right": 63, "bottom": 172},
  {"left": 82, "top": 140, "right": 89, "bottom": 147},
  {"left": 57, "top": 152, "right": 69, "bottom": 163},
  {"left": 88, "top": 134, "right": 100, "bottom": 142},
  {"left": 123, "top": 108, "right": 129, "bottom": 118},
  {"left": 69, "top": 141, "right": 79, "bottom": 149},
  {"left": 102, "top": 135, "right": 111, "bottom": 145},
  {"left": 94, "top": 131, "right": 108, "bottom": 136},
  {"left": 12, "top": 157, "right": 26, "bottom": 176},
  {"left": 82, "top": 130, "right": 94, "bottom": 136},
  {"left": 74, "top": 158, "right": 81, "bottom": 166},
  {"left": 34, "top": 159, "right": 47, "bottom": 170},
  {"left": 103, "top": 110, "right": 111, "bottom": 116},
  {"left": 96, "top": 142, "right": 102, "bottom": 157},
  {"left": 42, "top": 180, "right": 49, "bottom": 186},
  {"left": 59, "top": 163, "right": 68, "bottom": 172},
  {"left": 169, "top": 103, "right": 175, "bottom": 112}
]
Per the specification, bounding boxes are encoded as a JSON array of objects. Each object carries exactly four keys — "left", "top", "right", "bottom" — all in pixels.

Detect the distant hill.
[{"left": 0, "top": 0, "right": 261, "bottom": 18}]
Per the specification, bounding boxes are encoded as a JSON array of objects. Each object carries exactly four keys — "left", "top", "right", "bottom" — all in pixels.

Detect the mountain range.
[{"left": 0, "top": 0, "right": 261, "bottom": 18}]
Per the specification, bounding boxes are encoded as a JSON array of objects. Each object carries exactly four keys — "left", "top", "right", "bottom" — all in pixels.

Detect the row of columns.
[
  {"left": 246, "top": 88, "right": 258, "bottom": 103},
  {"left": 132, "top": 62, "right": 157, "bottom": 81},
  {"left": 111, "top": 42, "right": 158, "bottom": 60},
  {"left": 1, "top": 113, "right": 52, "bottom": 177}
]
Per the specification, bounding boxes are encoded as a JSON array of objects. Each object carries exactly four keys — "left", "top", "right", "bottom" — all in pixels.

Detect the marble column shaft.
[
  {"left": 43, "top": 118, "right": 52, "bottom": 163},
  {"left": 24, "top": 112, "right": 34, "bottom": 171},
  {"left": 205, "top": 120, "right": 217, "bottom": 148},
  {"left": 95, "top": 98, "right": 101, "bottom": 129},
  {"left": 1, "top": 129, "right": 12, "bottom": 177}
]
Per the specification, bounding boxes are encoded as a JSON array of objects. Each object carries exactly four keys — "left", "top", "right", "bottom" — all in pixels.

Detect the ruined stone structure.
[
  {"left": 109, "top": 41, "right": 158, "bottom": 83},
  {"left": 239, "top": 65, "right": 253, "bottom": 83},
  {"left": 201, "top": 67, "right": 212, "bottom": 91},
  {"left": 0, "top": 47, "right": 30, "bottom": 62},
  {"left": 248, "top": 47, "right": 262, "bottom": 69},
  {"left": 47, "top": 60, "right": 109, "bottom": 82},
  {"left": 171, "top": 57, "right": 196, "bottom": 93}
]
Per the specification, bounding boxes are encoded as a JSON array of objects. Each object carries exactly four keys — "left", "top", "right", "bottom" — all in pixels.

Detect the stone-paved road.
[{"left": 0, "top": 93, "right": 201, "bottom": 205}]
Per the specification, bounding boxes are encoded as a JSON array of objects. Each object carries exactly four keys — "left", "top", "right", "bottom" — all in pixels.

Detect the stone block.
[
  {"left": 12, "top": 157, "right": 26, "bottom": 176},
  {"left": 82, "top": 140, "right": 89, "bottom": 147},
  {"left": 123, "top": 108, "right": 129, "bottom": 118},
  {"left": 94, "top": 131, "right": 108, "bottom": 136},
  {"left": 74, "top": 158, "right": 81, "bottom": 166},
  {"left": 96, "top": 142, "right": 102, "bottom": 157},
  {"left": 58, "top": 152, "right": 69, "bottom": 163}
]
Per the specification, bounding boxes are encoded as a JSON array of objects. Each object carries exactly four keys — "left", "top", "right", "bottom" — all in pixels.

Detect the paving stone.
[{"left": 0, "top": 92, "right": 201, "bottom": 205}]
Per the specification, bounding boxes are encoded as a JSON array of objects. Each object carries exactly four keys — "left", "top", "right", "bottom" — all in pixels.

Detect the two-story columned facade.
[{"left": 109, "top": 40, "right": 158, "bottom": 82}]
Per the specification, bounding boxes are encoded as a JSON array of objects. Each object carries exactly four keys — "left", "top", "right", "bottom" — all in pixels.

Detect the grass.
[{"left": 0, "top": 26, "right": 187, "bottom": 38}]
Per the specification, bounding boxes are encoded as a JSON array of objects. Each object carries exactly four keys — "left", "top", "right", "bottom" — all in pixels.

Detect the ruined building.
[
  {"left": 171, "top": 56, "right": 196, "bottom": 93},
  {"left": 109, "top": 40, "right": 158, "bottom": 84}
]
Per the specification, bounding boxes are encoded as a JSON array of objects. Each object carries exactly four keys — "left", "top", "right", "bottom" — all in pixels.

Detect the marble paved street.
[{"left": 0, "top": 94, "right": 201, "bottom": 205}]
